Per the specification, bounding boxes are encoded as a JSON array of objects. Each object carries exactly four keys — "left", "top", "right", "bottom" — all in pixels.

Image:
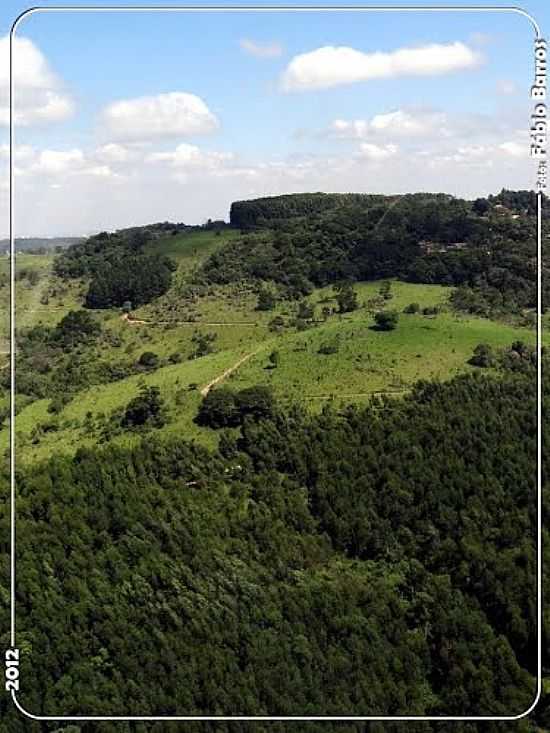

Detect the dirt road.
[{"left": 200, "top": 351, "right": 258, "bottom": 396}]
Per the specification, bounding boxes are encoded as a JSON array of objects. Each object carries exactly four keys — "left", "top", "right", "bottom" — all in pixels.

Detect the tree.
[
  {"left": 235, "top": 385, "right": 276, "bottom": 420},
  {"left": 318, "top": 339, "right": 339, "bottom": 355},
  {"left": 379, "top": 281, "right": 393, "bottom": 300},
  {"left": 268, "top": 351, "right": 280, "bottom": 369},
  {"left": 268, "top": 315, "right": 285, "bottom": 333},
  {"left": 335, "top": 283, "right": 358, "bottom": 314},
  {"left": 404, "top": 302, "right": 420, "bottom": 314},
  {"left": 196, "top": 388, "right": 239, "bottom": 428},
  {"left": 122, "top": 385, "right": 166, "bottom": 428},
  {"left": 297, "top": 300, "right": 315, "bottom": 321},
  {"left": 469, "top": 343, "right": 496, "bottom": 368},
  {"left": 374, "top": 311, "right": 398, "bottom": 331},
  {"left": 54, "top": 310, "right": 101, "bottom": 346},
  {"left": 138, "top": 351, "right": 160, "bottom": 369},
  {"left": 191, "top": 331, "right": 217, "bottom": 359},
  {"left": 256, "top": 288, "right": 276, "bottom": 311},
  {"left": 473, "top": 197, "right": 490, "bottom": 215}
]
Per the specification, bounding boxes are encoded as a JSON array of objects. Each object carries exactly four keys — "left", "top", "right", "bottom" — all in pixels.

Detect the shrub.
[
  {"left": 256, "top": 288, "right": 276, "bottom": 311},
  {"left": 469, "top": 343, "right": 496, "bottom": 368},
  {"left": 374, "top": 311, "right": 398, "bottom": 331},
  {"left": 138, "top": 351, "right": 160, "bottom": 369},
  {"left": 54, "top": 310, "right": 101, "bottom": 346},
  {"left": 122, "top": 386, "right": 166, "bottom": 428},
  {"left": 196, "top": 388, "right": 238, "bottom": 428},
  {"left": 335, "top": 282, "right": 358, "bottom": 313},
  {"left": 235, "top": 385, "right": 276, "bottom": 420}
]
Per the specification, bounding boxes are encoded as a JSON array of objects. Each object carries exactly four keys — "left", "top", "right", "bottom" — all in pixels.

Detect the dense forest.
[
  {"left": 201, "top": 191, "right": 543, "bottom": 318},
  {"left": 0, "top": 359, "right": 542, "bottom": 727},
  {"left": 53, "top": 228, "right": 177, "bottom": 309}
]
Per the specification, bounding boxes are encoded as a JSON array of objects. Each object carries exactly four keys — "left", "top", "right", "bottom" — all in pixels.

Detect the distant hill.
[{"left": 0, "top": 236, "right": 84, "bottom": 254}]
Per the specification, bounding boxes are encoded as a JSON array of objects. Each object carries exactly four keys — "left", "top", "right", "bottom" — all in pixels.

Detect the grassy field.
[{"left": 2, "top": 269, "right": 537, "bottom": 465}]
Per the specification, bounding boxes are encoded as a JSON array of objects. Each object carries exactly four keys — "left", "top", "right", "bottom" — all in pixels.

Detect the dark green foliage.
[
  {"left": 335, "top": 282, "right": 359, "bottom": 313},
  {"left": 47, "top": 393, "right": 71, "bottom": 414},
  {"left": 122, "top": 385, "right": 166, "bottom": 428},
  {"left": 230, "top": 192, "right": 379, "bottom": 228},
  {"left": 53, "top": 229, "right": 175, "bottom": 309},
  {"left": 469, "top": 343, "right": 497, "bottom": 368},
  {"left": 137, "top": 351, "right": 160, "bottom": 369},
  {"left": 473, "top": 197, "right": 490, "bottom": 215},
  {"left": 318, "top": 338, "right": 340, "bottom": 355},
  {"left": 201, "top": 192, "right": 546, "bottom": 318},
  {"left": 297, "top": 299, "right": 315, "bottom": 320},
  {"left": 374, "top": 310, "right": 399, "bottom": 331},
  {"left": 404, "top": 302, "right": 420, "bottom": 313},
  {"left": 235, "top": 385, "right": 275, "bottom": 420},
  {"left": 54, "top": 309, "right": 101, "bottom": 346},
  {"left": 379, "top": 280, "right": 393, "bottom": 300},
  {"left": 256, "top": 287, "right": 276, "bottom": 311},
  {"left": 85, "top": 253, "right": 174, "bottom": 309},
  {"left": 196, "top": 385, "right": 276, "bottom": 429},
  {"left": 269, "top": 315, "right": 286, "bottom": 333},
  {"left": 196, "top": 387, "right": 239, "bottom": 428},
  {"left": 268, "top": 350, "right": 280, "bottom": 368},
  {"left": 190, "top": 331, "right": 217, "bottom": 359},
  {"left": 0, "top": 367, "right": 540, "bottom": 723}
]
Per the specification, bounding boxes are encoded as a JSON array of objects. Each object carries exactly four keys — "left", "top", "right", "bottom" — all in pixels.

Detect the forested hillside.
[
  {"left": 0, "top": 364, "right": 542, "bottom": 726},
  {"left": 204, "top": 191, "right": 544, "bottom": 319}
]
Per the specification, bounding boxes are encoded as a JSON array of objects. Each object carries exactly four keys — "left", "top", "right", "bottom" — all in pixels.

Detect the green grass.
[
  {"left": 3, "top": 278, "right": 537, "bottom": 465},
  {"left": 227, "top": 311, "right": 535, "bottom": 406},
  {"left": 144, "top": 228, "right": 238, "bottom": 265},
  {"left": 4, "top": 345, "right": 253, "bottom": 463}
]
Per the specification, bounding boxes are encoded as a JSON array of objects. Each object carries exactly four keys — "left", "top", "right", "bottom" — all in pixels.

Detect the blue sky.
[{"left": 0, "top": 1, "right": 548, "bottom": 235}]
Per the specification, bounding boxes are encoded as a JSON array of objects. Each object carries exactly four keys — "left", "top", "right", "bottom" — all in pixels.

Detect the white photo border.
[{"left": 7, "top": 3, "right": 544, "bottom": 722}]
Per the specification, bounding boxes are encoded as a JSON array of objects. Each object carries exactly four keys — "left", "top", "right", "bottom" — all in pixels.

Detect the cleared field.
[
  {"left": 144, "top": 228, "right": 238, "bottom": 264},
  {"left": 227, "top": 311, "right": 536, "bottom": 404},
  {"left": 3, "top": 277, "right": 536, "bottom": 465}
]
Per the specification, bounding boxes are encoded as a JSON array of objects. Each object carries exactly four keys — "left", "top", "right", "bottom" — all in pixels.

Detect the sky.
[{"left": 0, "top": 0, "right": 548, "bottom": 237}]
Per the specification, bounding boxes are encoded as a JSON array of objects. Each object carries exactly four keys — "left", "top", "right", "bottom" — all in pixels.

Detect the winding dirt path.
[
  {"left": 200, "top": 351, "right": 259, "bottom": 396},
  {"left": 122, "top": 313, "right": 258, "bottom": 327}
]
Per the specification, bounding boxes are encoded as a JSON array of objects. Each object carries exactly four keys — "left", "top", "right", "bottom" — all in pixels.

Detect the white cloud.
[
  {"left": 239, "top": 38, "right": 283, "bottom": 58},
  {"left": 330, "top": 109, "right": 449, "bottom": 140},
  {"left": 94, "top": 143, "right": 133, "bottom": 163},
  {"left": 0, "top": 35, "right": 74, "bottom": 126},
  {"left": 498, "top": 141, "right": 525, "bottom": 157},
  {"left": 358, "top": 142, "right": 398, "bottom": 160},
  {"left": 32, "top": 148, "right": 84, "bottom": 174},
  {"left": 83, "top": 164, "right": 116, "bottom": 178},
  {"left": 281, "top": 41, "right": 481, "bottom": 92},
  {"left": 101, "top": 92, "right": 219, "bottom": 142},
  {"left": 147, "top": 143, "right": 233, "bottom": 168}
]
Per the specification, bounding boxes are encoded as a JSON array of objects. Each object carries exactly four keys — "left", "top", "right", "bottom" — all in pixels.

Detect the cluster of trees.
[
  {"left": 0, "top": 362, "right": 542, "bottom": 726},
  {"left": 200, "top": 192, "right": 544, "bottom": 316},
  {"left": 196, "top": 385, "right": 275, "bottom": 428},
  {"left": 53, "top": 229, "right": 176, "bottom": 309},
  {"left": 3, "top": 311, "right": 162, "bottom": 405},
  {"left": 469, "top": 340, "right": 537, "bottom": 371},
  {"left": 122, "top": 385, "right": 166, "bottom": 429}
]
